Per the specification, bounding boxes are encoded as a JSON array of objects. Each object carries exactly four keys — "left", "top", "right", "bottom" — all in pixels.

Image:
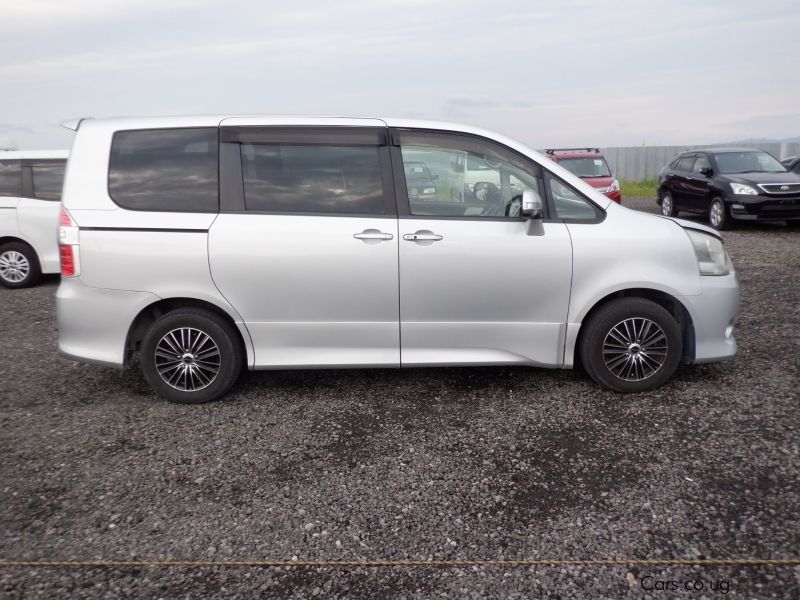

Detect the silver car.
[{"left": 56, "top": 116, "right": 738, "bottom": 403}]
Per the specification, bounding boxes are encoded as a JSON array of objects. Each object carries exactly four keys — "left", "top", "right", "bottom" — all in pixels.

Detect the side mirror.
[
  {"left": 521, "top": 188, "right": 544, "bottom": 219},
  {"left": 700, "top": 166, "right": 713, "bottom": 177},
  {"left": 432, "top": 174, "right": 439, "bottom": 180}
]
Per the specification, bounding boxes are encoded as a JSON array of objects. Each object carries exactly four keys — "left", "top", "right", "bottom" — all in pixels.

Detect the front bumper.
[
  {"left": 680, "top": 272, "right": 739, "bottom": 363},
  {"left": 56, "top": 277, "right": 159, "bottom": 368},
  {"left": 728, "top": 194, "right": 800, "bottom": 221}
]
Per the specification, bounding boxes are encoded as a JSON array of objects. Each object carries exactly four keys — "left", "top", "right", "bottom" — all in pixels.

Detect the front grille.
[{"left": 757, "top": 183, "right": 800, "bottom": 194}]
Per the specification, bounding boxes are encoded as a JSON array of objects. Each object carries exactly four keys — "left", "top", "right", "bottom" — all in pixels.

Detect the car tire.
[
  {"left": 579, "top": 297, "right": 682, "bottom": 393},
  {"left": 708, "top": 197, "right": 731, "bottom": 230},
  {"left": 0, "top": 242, "right": 41, "bottom": 289},
  {"left": 785, "top": 220, "right": 800, "bottom": 228},
  {"left": 140, "top": 308, "right": 243, "bottom": 404},
  {"left": 659, "top": 190, "right": 677, "bottom": 217}
]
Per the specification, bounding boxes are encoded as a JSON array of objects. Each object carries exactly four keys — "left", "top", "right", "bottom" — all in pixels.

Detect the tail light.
[{"left": 59, "top": 206, "right": 80, "bottom": 277}]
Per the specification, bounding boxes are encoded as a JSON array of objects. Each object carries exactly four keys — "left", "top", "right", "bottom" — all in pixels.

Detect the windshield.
[
  {"left": 557, "top": 157, "right": 611, "bottom": 178},
  {"left": 404, "top": 162, "right": 433, "bottom": 180},
  {"left": 713, "top": 151, "right": 787, "bottom": 174}
]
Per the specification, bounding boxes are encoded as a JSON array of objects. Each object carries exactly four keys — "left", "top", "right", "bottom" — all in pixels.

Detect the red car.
[{"left": 545, "top": 148, "right": 622, "bottom": 203}]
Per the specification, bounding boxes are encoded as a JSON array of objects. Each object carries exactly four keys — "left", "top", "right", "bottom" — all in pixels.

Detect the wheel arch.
[
  {"left": 0, "top": 235, "right": 42, "bottom": 262},
  {"left": 124, "top": 297, "right": 254, "bottom": 369},
  {"left": 569, "top": 287, "right": 695, "bottom": 368}
]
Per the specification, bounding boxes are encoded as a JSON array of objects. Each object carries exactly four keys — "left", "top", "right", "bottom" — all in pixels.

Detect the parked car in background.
[
  {"left": 658, "top": 148, "right": 800, "bottom": 230},
  {"left": 545, "top": 148, "right": 621, "bottom": 203},
  {"left": 781, "top": 156, "right": 800, "bottom": 174},
  {"left": 0, "top": 150, "right": 69, "bottom": 287},
  {"left": 57, "top": 116, "right": 737, "bottom": 403},
  {"left": 403, "top": 160, "right": 438, "bottom": 201}
]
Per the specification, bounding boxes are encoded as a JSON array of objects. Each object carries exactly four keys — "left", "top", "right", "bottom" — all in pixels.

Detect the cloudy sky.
[{"left": 2, "top": 0, "right": 799, "bottom": 150}]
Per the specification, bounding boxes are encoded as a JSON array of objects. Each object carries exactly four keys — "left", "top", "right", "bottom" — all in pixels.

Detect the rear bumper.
[
  {"left": 680, "top": 273, "right": 739, "bottom": 363},
  {"left": 56, "top": 277, "right": 158, "bottom": 368},
  {"left": 603, "top": 190, "right": 622, "bottom": 203}
]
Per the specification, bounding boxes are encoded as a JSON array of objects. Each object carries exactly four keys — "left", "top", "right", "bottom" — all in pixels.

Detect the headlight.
[
  {"left": 730, "top": 183, "right": 758, "bottom": 195},
  {"left": 685, "top": 229, "right": 731, "bottom": 276},
  {"left": 609, "top": 179, "right": 619, "bottom": 191},
  {"left": 423, "top": 187, "right": 436, "bottom": 194}
]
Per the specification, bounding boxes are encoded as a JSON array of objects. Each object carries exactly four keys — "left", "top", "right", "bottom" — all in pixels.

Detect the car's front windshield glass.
[
  {"left": 404, "top": 162, "right": 432, "bottom": 180},
  {"left": 558, "top": 157, "right": 611, "bottom": 178},
  {"left": 713, "top": 151, "right": 787, "bottom": 174}
]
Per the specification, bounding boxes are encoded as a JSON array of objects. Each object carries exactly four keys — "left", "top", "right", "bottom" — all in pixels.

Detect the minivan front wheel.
[
  {"left": 0, "top": 242, "right": 41, "bottom": 288},
  {"left": 579, "top": 298, "right": 682, "bottom": 393},
  {"left": 141, "top": 308, "right": 243, "bottom": 404}
]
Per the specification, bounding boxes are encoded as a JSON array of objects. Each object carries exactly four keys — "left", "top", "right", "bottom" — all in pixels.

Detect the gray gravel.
[{"left": 1, "top": 196, "right": 799, "bottom": 598}]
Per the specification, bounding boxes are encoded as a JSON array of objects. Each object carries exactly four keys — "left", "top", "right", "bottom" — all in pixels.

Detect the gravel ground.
[{"left": 1, "top": 196, "right": 798, "bottom": 598}]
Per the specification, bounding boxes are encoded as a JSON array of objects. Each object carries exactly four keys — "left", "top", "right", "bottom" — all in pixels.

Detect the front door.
[
  {"left": 209, "top": 122, "right": 400, "bottom": 368},
  {"left": 392, "top": 130, "right": 573, "bottom": 367}
]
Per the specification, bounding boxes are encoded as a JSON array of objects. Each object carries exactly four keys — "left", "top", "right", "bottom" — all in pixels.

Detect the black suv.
[
  {"left": 657, "top": 148, "right": 800, "bottom": 229},
  {"left": 782, "top": 156, "right": 800, "bottom": 174}
]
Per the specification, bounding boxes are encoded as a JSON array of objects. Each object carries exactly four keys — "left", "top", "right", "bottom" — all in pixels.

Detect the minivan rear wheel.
[
  {"left": 140, "top": 308, "right": 243, "bottom": 404},
  {"left": 579, "top": 298, "right": 682, "bottom": 393},
  {"left": 0, "top": 242, "right": 41, "bottom": 289}
]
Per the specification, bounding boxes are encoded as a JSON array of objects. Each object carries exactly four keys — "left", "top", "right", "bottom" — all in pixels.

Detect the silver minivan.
[{"left": 56, "top": 117, "right": 738, "bottom": 403}]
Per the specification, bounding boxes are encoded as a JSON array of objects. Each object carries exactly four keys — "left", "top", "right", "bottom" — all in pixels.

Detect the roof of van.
[
  {"left": 0, "top": 150, "right": 69, "bottom": 160},
  {"left": 73, "top": 115, "right": 512, "bottom": 140}
]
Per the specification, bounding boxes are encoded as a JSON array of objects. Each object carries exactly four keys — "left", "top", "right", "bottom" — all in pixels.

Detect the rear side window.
[
  {"left": 240, "top": 144, "right": 384, "bottom": 214},
  {"left": 108, "top": 128, "right": 219, "bottom": 212},
  {"left": 32, "top": 163, "right": 66, "bottom": 201},
  {"left": 676, "top": 156, "right": 695, "bottom": 172},
  {"left": 0, "top": 160, "right": 22, "bottom": 197}
]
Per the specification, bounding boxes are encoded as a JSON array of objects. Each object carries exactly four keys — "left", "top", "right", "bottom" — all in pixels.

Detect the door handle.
[
  {"left": 353, "top": 229, "right": 393, "bottom": 241},
  {"left": 403, "top": 231, "right": 443, "bottom": 242}
]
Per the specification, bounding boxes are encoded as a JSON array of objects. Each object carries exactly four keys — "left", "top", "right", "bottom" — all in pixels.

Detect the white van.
[
  {"left": 0, "top": 150, "right": 69, "bottom": 287},
  {"left": 56, "top": 117, "right": 738, "bottom": 403}
]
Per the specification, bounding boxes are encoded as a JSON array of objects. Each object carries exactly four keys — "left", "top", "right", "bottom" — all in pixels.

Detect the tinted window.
[
  {"left": 557, "top": 157, "right": 612, "bottom": 178},
  {"left": 547, "top": 174, "right": 603, "bottom": 221},
  {"left": 109, "top": 128, "right": 219, "bottom": 212},
  {"left": 240, "top": 144, "right": 384, "bottom": 214},
  {"left": 713, "top": 151, "right": 786, "bottom": 174},
  {"left": 677, "top": 156, "right": 695, "bottom": 172},
  {"left": 692, "top": 155, "right": 711, "bottom": 174},
  {"left": 0, "top": 160, "right": 22, "bottom": 197},
  {"left": 400, "top": 143, "right": 541, "bottom": 218},
  {"left": 32, "top": 163, "right": 66, "bottom": 200}
]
